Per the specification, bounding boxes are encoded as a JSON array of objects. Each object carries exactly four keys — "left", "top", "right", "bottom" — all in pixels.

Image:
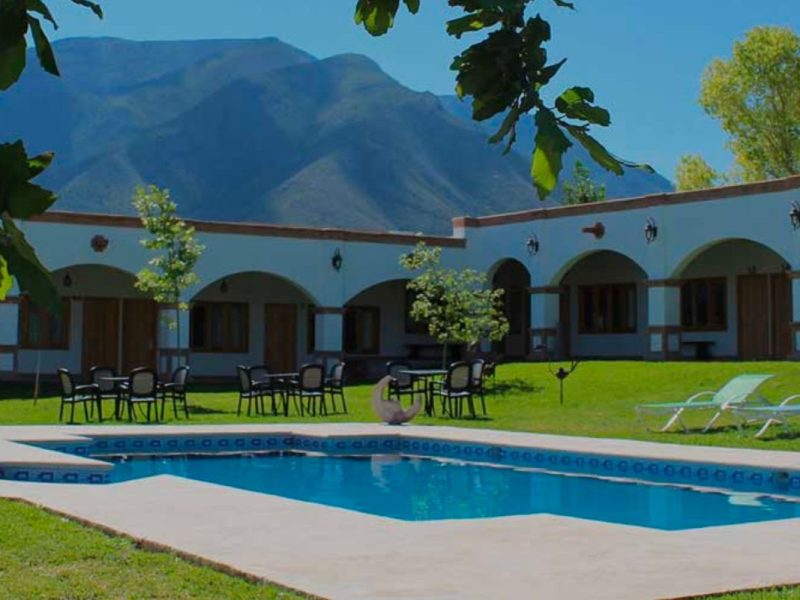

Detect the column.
[
  {"left": 528, "top": 286, "right": 561, "bottom": 360},
  {"left": 0, "top": 295, "right": 20, "bottom": 376},
  {"left": 314, "top": 307, "right": 344, "bottom": 367},
  {"left": 645, "top": 280, "right": 682, "bottom": 360},
  {"left": 157, "top": 303, "right": 190, "bottom": 374},
  {"left": 790, "top": 276, "right": 800, "bottom": 358}
]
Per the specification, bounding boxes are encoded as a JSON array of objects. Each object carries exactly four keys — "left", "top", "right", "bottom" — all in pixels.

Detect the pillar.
[
  {"left": 790, "top": 276, "right": 800, "bottom": 358},
  {"left": 0, "top": 295, "right": 20, "bottom": 376},
  {"left": 528, "top": 286, "right": 561, "bottom": 360},
  {"left": 645, "top": 280, "right": 682, "bottom": 360},
  {"left": 314, "top": 307, "right": 344, "bottom": 368}
]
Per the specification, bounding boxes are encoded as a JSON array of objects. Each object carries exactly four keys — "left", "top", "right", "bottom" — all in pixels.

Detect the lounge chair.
[
  {"left": 635, "top": 374, "right": 773, "bottom": 432},
  {"left": 733, "top": 395, "right": 800, "bottom": 438}
]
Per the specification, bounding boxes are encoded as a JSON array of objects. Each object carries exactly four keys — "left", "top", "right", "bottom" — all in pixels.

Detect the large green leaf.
[
  {"left": 0, "top": 0, "right": 27, "bottom": 54},
  {"left": 0, "top": 38, "right": 26, "bottom": 91},
  {"left": 555, "top": 86, "right": 610, "bottom": 126},
  {"left": 532, "top": 108, "right": 572, "bottom": 198},
  {"left": 70, "top": 0, "right": 103, "bottom": 19},
  {"left": 0, "top": 256, "right": 12, "bottom": 301},
  {"left": 26, "top": 0, "right": 58, "bottom": 28},
  {"left": 28, "top": 15, "right": 59, "bottom": 76},
  {"left": 7, "top": 182, "right": 56, "bottom": 218},
  {"left": 0, "top": 216, "right": 59, "bottom": 311},
  {"left": 354, "top": 0, "right": 400, "bottom": 36}
]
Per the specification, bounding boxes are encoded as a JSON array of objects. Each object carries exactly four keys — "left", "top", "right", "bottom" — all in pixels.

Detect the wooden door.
[
  {"left": 771, "top": 274, "right": 792, "bottom": 359},
  {"left": 738, "top": 274, "right": 772, "bottom": 359},
  {"left": 265, "top": 304, "right": 297, "bottom": 373},
  {"left": 82, "top": 298, "right": 120, "bottom": 375},
  {"left": 122, "top": 299, "right": 157, "bottom": 372}
]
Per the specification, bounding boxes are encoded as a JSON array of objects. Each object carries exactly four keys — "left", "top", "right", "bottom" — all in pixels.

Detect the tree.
[
  {"left": 562, "top": 160, "right": 605, "bottom": 204},
  {"left": 133, "top": 185, "right": 204, "bottom": 374},
  {"left": 1, "top": 0, "right": 651, "bottom": 309},
  {"left": 699, "top": 26, "right": 800, "bottom": 182},
  {"left": 400, "top": 242, "right": 509, "bottom": 368},
  {"left": 674, "top": 154, "right": 721, "bottom": 191}
]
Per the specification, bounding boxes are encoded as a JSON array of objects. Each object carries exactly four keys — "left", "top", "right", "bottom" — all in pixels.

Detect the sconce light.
[
  {"left": 62, "top": 272, "right": 72, "bottom": 288},
  {"left": 526, "top": 233, "right": 540, "bottom": 256},
  {"left": 219, "top": 279, "right": 229, "bottom": 294},
  {"left": 790, "top": 201, "right": 800, "bottom": 230},
  {"left": 644, "top": 218, "right": 658, "bottom": 244},
  {"left": 331, "top": 248, "right": 343, "bottom": 272}
]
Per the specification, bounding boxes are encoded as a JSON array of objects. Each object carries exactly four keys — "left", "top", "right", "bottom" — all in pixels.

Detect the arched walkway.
[
  {"left": 671, "top": 239, "right": 793, "bottom": 359},
  {"left": 491, "top": 259, "right": 531, "bottom": 359},
  {"left": 189, "top": 271, "right": 318, "bottom": 376},
  {"left": 557, "top": 250, "right": 648, "bottom": 358}
]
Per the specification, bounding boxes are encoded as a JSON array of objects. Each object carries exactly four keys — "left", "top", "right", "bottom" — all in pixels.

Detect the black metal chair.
[
  {"left": 325, "top": 362, "right": 347, "bottom": 414},
  {"left": 250, "top": 364, "right": 279, "bottom": 415},
  {"left": 429, "top": 362, "right": 474, "bottom": 418},
  {"left": 159, "top": 365, "right": 190, "bottom": 420},
  {"left": 124, "top": 367, "right": 159, "bottom": 423},
  {"left": 386, "top": 360, "right": 415, "bottom": 404},
  {"left": 236, "top": 365, "right": 264, "bottom": 416},
  {"left": 89, "top": 365, "right": 122, "bottom": 421},
  {"left": 469, "top": 358, "right": 488, "bottom": 415},
  {"left": 57, "top": 368, "right": 95, "bottom": 424},
  {"left": 290, "top": 364, "right": 326, "bottom": 416}
]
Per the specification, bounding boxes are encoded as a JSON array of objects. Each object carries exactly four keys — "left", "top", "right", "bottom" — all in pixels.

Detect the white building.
[{"left": 2, "top": 175, "right": 800, "bottom": 381}]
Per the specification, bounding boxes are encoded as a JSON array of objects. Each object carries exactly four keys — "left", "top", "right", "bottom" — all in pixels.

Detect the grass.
[
  {"left": 4, "top": 361, "right": 800, "bottom": 449},
  {"left": 2, "top": 360, "right": 800, "bottom": 599},
  {"left": 0, "top": 498, "right": 303, "bottom": 599}
]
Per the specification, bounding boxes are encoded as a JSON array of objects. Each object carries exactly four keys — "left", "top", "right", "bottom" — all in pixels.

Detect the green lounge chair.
[
  {"left": 733, "top": 395, "right": 800, "bottom": 438},
  {"left": 635, "top": 374, "right": 773, "bottom": 432}
]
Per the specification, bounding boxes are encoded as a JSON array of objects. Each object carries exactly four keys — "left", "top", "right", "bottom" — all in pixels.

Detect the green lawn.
[
  {"left": 3, "top": 361, "right": 800, "bottom": 449},
  {"left": 0, "top": 498, "right": 303, "bottom": 599},
  {"left": 2, "top": 361, "right": 800, "bottom": 599}
]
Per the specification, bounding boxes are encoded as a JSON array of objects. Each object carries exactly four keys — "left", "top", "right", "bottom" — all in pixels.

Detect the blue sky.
[{"left": 52, "top": 0, "right": 799, "bottom": 179}]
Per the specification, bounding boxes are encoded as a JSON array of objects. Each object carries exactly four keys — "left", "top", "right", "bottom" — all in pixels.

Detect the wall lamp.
[
  {"left": 526, "top": 233, "right": 540, "bottom": 256},
  {"left": 332, "top": 248, "right": 343, "bottom": 271},
  {"left": 219, "top": 279, "right": 229, "bottom": 294},
  {"left": 790, "top": 201, "right": 800, "bottom": 230},
  {"left": 62, "top": 272, "right": 73, "bottom": 288},
  {"left": 644, "top": 218, "right": 658, "bottom": 244}
]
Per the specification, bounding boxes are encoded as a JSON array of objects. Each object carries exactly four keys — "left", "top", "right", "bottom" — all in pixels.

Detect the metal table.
[{"left": 398, "top": 369, "right": 447, "bottom": 416}]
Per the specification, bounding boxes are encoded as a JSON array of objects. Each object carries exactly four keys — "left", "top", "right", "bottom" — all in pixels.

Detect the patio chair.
[
  {"left": 733, "top": 395, "right": 800, "bottom": 438},
  {"left": 430, "top": 362, "right": 474, "bottom": 418},
  {"left": 236, "top": 365, "right": 264, "bottom": 417},
  {"left": 386, "top": 361, "right": 415, "bottom": 404},
  {"left": 290, "top": 363, "right": 326, "bottom": 416},
  {"left": 635, "top": 374, "right": 773, "bottom": 432},
  {"left": 469, "top": 358, "right": 488, "bottom": 415},
  {"left": 250, "top": 365, "right": 279, "bottom": 415},
  {"left": 325, "top": 361, "right": 347, "bottom": 414},
  {"left": 89, "top": 365, "right": 122, "bottom": 421},
  {"left": 125, "top": 367, "right": 160, "bottom": 423},
  {"left": 159, "top": 365, "right": 190, "bottom": 420},
  {"left": 57, "top": 368, "right": 95, "bottom": 424}
]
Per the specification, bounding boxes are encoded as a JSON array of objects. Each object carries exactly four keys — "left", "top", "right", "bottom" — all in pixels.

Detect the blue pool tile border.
[{"left": 7, "top": 433, "right": 800, "bottom": 495}]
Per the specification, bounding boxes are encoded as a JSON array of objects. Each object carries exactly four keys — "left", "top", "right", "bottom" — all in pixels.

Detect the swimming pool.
[{"left": 108, "top": 452, "right": 800, "bottom": 530}]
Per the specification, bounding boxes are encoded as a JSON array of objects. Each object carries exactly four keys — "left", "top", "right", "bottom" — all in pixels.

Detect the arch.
[
  {"left": 491, "top": 259, "right": 532, "bottom": 359},
  {"left": 551, "top": 250, "right": 649, "bottom": 286},
  {"left": 670, "top": 237, "right": 791, "bottom": 279},
  {"left": 487, "top": 257, "right": 532, "bottom": 284},
  {"left": 344, "top": 278, "right": 411, "bottom": 307},
  {"left": 190, "top": 270, "right": 319, "bottom": 305},
  {"left": 51, "top": 263, "right": 145, "bottom": 298}
]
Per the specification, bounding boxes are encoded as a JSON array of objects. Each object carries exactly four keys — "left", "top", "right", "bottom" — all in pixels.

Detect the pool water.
[{"left": 108, "top": 453, "right": 800, "bottom": 530}]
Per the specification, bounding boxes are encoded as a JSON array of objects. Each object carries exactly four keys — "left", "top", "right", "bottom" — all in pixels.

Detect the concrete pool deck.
[{"left": 0, "top": 423, "right": 799, "bottom": 599}]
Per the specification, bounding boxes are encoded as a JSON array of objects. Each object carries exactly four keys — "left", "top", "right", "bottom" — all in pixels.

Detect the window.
[
  {"left": 19, "top": 297, "right": 70, "bottom": 349},
  {"left": 578, "top": 283, "right": 638, "bottom": 334},
  {"left": 681, "top": 278, "right": 727, "bottom": 330},
  {"left": 190, "top": 302, "right": 249, "bottom": 352},
  {"left": 404, "top": 289, "right": 427, "bottom": 335},
  {"left": 344, "top": 306, "right": 380, "bottom": 354}
]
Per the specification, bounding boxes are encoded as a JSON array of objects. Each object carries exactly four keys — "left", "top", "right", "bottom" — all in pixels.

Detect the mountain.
[{"left": 0, "top": 38, "right": 672, "bottom": 234}]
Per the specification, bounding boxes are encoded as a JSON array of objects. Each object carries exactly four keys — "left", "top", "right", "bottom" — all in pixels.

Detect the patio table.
[
  {"left": 99, "top": 376, "right": 130, "bottom": 420},
  {"left": 255, "top": 373, "right": 300, "bottom": 415},
  {"left": 398, "top": 369, "right": 447, "bottom": 416}
]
